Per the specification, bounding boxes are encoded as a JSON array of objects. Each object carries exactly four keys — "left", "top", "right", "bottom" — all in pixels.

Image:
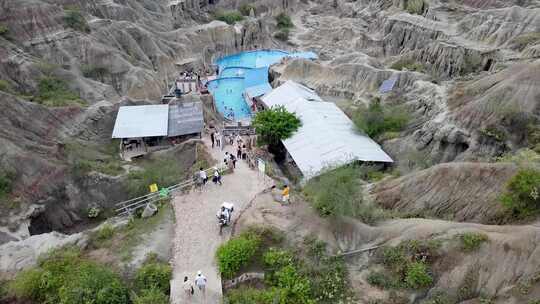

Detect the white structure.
[
  {"left": 261, "top": 81, "right": 393, "bottom": 179},
  {"left": 112, "top": 105, "right": 169, "bottom": 139}
]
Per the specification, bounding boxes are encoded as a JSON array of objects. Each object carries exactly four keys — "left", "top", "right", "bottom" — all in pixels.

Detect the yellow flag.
[{"left": 149, "top": 183, "right": 158, "bottom": 193}]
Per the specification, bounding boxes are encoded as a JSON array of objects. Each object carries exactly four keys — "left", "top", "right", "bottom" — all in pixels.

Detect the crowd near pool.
[{"left": 207, "top": 49, "right": 317, "bottom": 120}]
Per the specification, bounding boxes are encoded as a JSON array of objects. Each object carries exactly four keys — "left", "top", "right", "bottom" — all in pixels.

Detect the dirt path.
[{"left": 170, "top": 136, "right": 272, "bottom": 304}]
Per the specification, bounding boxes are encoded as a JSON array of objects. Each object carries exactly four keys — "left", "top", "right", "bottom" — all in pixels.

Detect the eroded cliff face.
[
  {"left": 0, "top": 0, "right": 294, "bottom": 242},
  {"left": 273, "top": 0, "right": 540, "bottom": 164}
]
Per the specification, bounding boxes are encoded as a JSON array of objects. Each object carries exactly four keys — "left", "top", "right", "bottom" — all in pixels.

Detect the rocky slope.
[
  {"left": 370, "top": 162, "right": 518, "bottom": 224},
  {"left": 0, "top": 0, "right": 539, "bottom": 303},
  {"left": 273, "top": 0, "right": 540, "bottom": 164},
  {"left": 0, "top": 0, "right": 294, "bottom": 243}
]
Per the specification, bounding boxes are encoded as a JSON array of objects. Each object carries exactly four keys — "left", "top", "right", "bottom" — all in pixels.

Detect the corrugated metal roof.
[
  {"left": 112, "top": 105, "right": 169, "bottom": 139},
  {"left": 261, "top": 80, "right": 322, "bottom": 108},
  {"left": 261, "top": 81, "right": 393, "bottom": 179},
  {"left": 168, "top": 102, "right": 204, "bottom": 137}
]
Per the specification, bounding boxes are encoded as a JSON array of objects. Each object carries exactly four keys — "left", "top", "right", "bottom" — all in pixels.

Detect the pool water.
[
  {"left": 207, "top": 77, "right": 250, "bottom": 120},
  {"left": 208, "top": 50, "right": 317, "bottom": 120}
]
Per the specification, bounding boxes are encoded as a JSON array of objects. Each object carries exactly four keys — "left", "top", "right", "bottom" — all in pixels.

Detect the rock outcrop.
[{"left": 370, "top": 162, "right": 518, "bottom": 223}]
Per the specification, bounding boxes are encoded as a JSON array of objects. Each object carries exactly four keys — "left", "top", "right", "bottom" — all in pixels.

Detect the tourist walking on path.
[
  {"left": 215, "top": 131, "right": 221, "bottom": 148},
  {"left": 183, "top": 276, "right": 194, "bottom": 298},
  {"left": 210, "top": 131, "right": 215, "bottom": 148},
  {"left": 282, "top": 185, "right": 290, "bottom": 204},
  {"left": 199, "top": 168, "right": 208, "bottom": 186},
  {"left": 229, "top": 154, "right": 237, "bottom": 169},
  {"left": 237, "top": 145, "right": 242, "bottom": 159},
  {"left": 195, "top": 271, "right": 207, "bottom": 295},
  {"left": 212, "top": 167, "right": 222, "bottom": 185}
]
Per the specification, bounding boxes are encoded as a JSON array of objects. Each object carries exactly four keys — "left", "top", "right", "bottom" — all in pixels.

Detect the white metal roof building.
[
  {"left": 112, "top": 103, "right": 203, "bottom": 139},
  {"left": 112, "top": 105, "right": 169, "bottom": 139},
  {"left": 260, "top": 81, "right": 393, "bottom": 179}
]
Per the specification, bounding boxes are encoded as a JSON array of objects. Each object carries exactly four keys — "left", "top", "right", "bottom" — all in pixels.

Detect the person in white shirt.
[
  {"left": 182, "top": 276, "right": 194, "bottom": 297},
  {"left": 194, "top": 271, "right": 207, "bottom": 294},
  {"left": 199, "top": 168, "right": 208, "bottom": 185},
  {"left": 212, "top": 168, "right": 222, "bottom": 185}
]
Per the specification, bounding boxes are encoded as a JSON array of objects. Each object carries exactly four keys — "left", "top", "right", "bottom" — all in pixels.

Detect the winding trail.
[{"left": 170, "top": 136, "right": 272, "bottom": 304}]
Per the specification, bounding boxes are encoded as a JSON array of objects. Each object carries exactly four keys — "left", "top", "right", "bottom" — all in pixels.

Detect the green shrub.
[
  {"left": 500, "top": 168, "right": 540, "bottom": 218},
  {"left": 239, "top": 3, "right": 256, "bottom": 16},
  {"left": 133, "top": 288, "right": 168, "bottom": 304},
  {"left": 134, "top": 262, "right": 172, "bottom": 294},
  {"left": 381, "top": 246, "right": 407, "bottom": 270},
  {"left": 276, "top": 13, "right": 293, "bottom": 29},
  {"left": 274, "top": 265, "right": 313, "bottom": 303},
  {"left": 252, "top": 105, "right": 301, "bottom": 147},
  {"left": 309, "top": 258, "right": 350, "bottom": 303},
  {"left": 406, "top": 0, "right": 427, "bottom": 15},
  {"left": 215, "top": 10, "right": 244, "bottom": 25},
  {"left": 304, "top": 165, "right": 389, "bottom": 223},
  {"left": 0, "top": 80, "right": 14, "bottom": 94},
  {"left": 353, "top": 99, "right": 410, "bottom": 139},
  {"left": 391, "top": 58, "right": 425, "bottom": 72},
  {"left": 461, "top": 52, "right": 483, "bottom": 75},
  {"left": 90, "top": 224, "right": 115, "bottom": 247},
  {"left": 8, "top": 269, "right": 45, "bottom": 301},
  {"left": 274, "top": 29, "right": 290, "bottom": 41},
  {"left": 367, "top": 271, "right": 398, "bottom": 289},
  {"left": 0, "top": 25, "right": 8, "bottom": 36},
  {"left": 8, "top": 248, "right": 129, "bottom": 304},
  {"left": 36, "top": 76, "right": 85, "bottom": 107},
  {"left": 304, "top": 166, "right": 361, "bottom": 217},
  {"left": 0, "top": 171, "right": 14, "bottom": 198},
  {"left": 227, "top": 287, "right": 275, "bottom": 304},
  {"left": 459, "top": 233, "right": 488, "bottom": 252},
  {"left": 480, "top": 126, "right": 506, "bottom": 142},
  {"left": 58, "top": 263, "right": 129, "bottom": 304},
  {"left": 216, "top": 234, "right": 261, "bottom": 279},
  {"left": 64, "top": 9, "right": 90, "bottom": 32},
  {"left": 263, "top": 248, "right": 295, "bottom": 285},
  {"left": 81, "top": 65, "right": 110, "bottom": 80},
  {"left": 405, "top": 262, "right": 432, "bottom": 289}
]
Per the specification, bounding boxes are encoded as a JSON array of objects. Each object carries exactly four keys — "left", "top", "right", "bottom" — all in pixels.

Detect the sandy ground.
[{"left": 170, "top": 136, "right": 272, "bottom": 304}]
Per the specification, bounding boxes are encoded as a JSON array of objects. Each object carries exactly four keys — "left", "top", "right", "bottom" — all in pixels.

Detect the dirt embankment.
[
  {"left": 370, "top": 162, "right": 518, "bottom": 224},
  {"left": 235, "top": 193, "right": 540, "bottom": 304}
]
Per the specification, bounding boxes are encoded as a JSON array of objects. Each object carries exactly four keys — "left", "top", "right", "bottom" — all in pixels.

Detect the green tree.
[
  {"left": 134, "top": 262, "right": 172, "bottom": 294},
  {"left": 276, "top": 13, "right": 293, "bottom": 29},
  {"left": 216, "top": 234, "right": 260, "bottom": 279},
  {"left": 63, "top": 9, "right": 90, "bottom": 33},
  {"left": 252, "top": 106, "right": 301, "bottom": 147},
  {"left": 501, "top": 168, "right": 540, "bottom": 218}
]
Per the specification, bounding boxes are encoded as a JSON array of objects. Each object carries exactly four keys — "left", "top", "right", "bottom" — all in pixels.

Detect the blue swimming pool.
[{"left": 207, "top": 50, "right": 317, "bottom": 120}]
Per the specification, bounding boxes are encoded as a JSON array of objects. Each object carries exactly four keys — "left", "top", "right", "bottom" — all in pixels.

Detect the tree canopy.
[{"left": 252, "top": 106, "right": 301, "bottom": 147}]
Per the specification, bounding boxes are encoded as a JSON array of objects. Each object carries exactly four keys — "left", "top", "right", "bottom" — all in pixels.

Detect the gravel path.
[{"left": 170, "top": 136, "right": 272, "bottom": 304}]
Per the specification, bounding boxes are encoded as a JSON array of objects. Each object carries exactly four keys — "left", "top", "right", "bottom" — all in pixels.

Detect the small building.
[
  {"left": 112, "top": 103, "right": 203, "bottom": 160},
  {"left": 260, "top": 80, "right": 393, "bottom": 180}
]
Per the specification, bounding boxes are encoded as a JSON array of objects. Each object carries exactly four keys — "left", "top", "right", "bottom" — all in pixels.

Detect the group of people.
[
  {"left": 198, "top": 167, "right": 222, "bottom": 189},
  {"left": 182, "top": 270, "right": 207, "bottom": 298}
]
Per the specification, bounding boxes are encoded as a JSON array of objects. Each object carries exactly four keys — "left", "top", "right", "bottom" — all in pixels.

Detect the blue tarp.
[{"left": 379, "top": 76, "right": 398, "bottom": 94}]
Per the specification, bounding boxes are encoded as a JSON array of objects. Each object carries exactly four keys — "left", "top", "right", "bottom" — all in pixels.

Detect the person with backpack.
[
  {"left": 194, "top": 271, "right": 207, "bottom": 295},
  {"left": 182, "top": 276, "right": 194, "bottom": 297}
]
